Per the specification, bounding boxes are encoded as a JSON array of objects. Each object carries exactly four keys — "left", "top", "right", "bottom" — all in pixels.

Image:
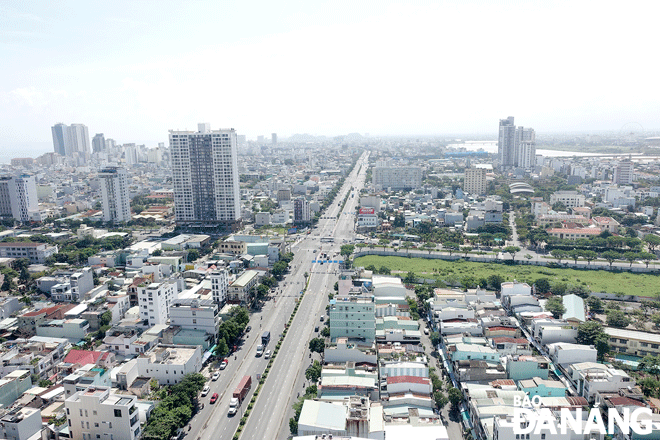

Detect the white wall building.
[
  {"left": 210, "top": 268, "right": 229, "bottom": 305},
  {"left": 137, "top": 280, "right": 179, "bottom": 326},
  {"left": 135, "top": 345, "right": 202, "bottom": 385},
  {"left": 99, "top": 167, "right": 131, "bottom": 223},
  {"left": 0, "top": 407, "right": 42, "bottom": 440},
  {"left": 0, "top": 174, "right": 39, "bottom": 223},
  {"left": 170, "top": 124, "right": 240, "bottom": 225},
  {"left": 65, "top": 386, "right": 140, "bottom": 440},
  {"left": 549, "top": 191, "right": 586, "bottom": 209},
  {"left": 464, "top": 167, "right": 487, "bottom": 195},
  {"left": 547, "top": 342, "right": 597, "bottom": 367},
  {"left": 373, "top": 166, "right": 422, "bottom": 190},
  {"left": 169, "top": 298, "right": 219, "bottom": 335}
]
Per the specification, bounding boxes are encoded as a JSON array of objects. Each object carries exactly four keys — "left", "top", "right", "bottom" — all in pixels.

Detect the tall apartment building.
[
  {"left": 137, "top": 280, "right": 179, "bottom": 326},
  {"left": 99, "top": 167, "right": 131, "bottom": 223},
  {"left": 293, "top": 198, "right": 311, "bottom": 224},
  {"left": 372, "top": 166, "right": 422, "bottom": 190},
  {"left": 498, "top": 117, "right": 536, "bottom": 169},
  {"left": 210, "top": 268, "right": 229, "bottom": 305},
  {"left": 169, "top": 298, "right": 220, "bottom": 336},
  {"left": 0, "top": 174, "right": 38, "bottom": 222},
  {"left": 170, "top": 124, "right": 240, "bottom": 226},
  {"left": 65, "top": 387, "right": 140, "bottom": 440},
  {"left": 464, "top": 167, "right": 487, "bottom": 195},
  {"left": 271, "top": 133, "right": 277, "bottom": 145},
  {"left": 92, "top": 133, "right": 105, "bottom": 153},
  {"left": 549, "top": 191, "right": 585, "bottom": 209},
  {"left": 51, "top": 123, "right": 90, "bottom": 159},
  {"left": 613, "top": 159, "right": 634, "bottom": 185}
]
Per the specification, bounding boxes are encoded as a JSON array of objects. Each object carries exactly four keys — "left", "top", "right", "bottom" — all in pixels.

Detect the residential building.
[
  {"left": 52, "top": 123, "right": 90, "bottom": 159},
  {"left": 169, "top": 298, "right": 219, "bottom": 336},
  {"left": 297, "top": 396, "right": 385, "bottom": 439},
  {"left": 613, "top": 159, "right": 634, "bottom": 185},
  {"left": 210, "top": 268, "right": 229, "bottom": 305},
  {"left": 51, "top": 123, "right": 70, "bottom": 156},
  {"left": 516, "top": 127, "right": 536, "bottom": 168},
  {"left": 293, "top": 198, "right": 311, "bottom": 224},
  {"left": 604, "top": 327, "right": 660, "bottom": 358},
  {"left": 227, "top": 270, "right": 259, "bottom": 304},
  {"left": 547, "top": 226, "right": 602, "bottom": 240},
  {"left": 217, "top": 240, "right": 247, "bottom": 256},
  {"left": 373, "top": 166, "right": 422, "bottom": 190},
  {"left": 498, "top": 116, "right": 516, "bottom": 167},
  {"left": 135, "top": 345, "right": 202, "bottom": 385},
  {"left": 16, "top": 304, "right": 75, "bottom": 336},
  {"left": 0, "top": 407, "right": 42, "bottom": 440},
  {"left": 379, "top": 360, "right": 428, "bottom": 378},
  {"left": 356, "top": 207, "right": 378, "bottom": 230},
  {"left": 330, "top": 294, "right": 376, "bottom": 342},
  {"left": 99, "top": 167, "right": 131, "bottom": 223},
  {"left": 92, "top": 133, "right": 105, "bottom": 153},
  {"left": 549, "top": 190, "right": 586, "bottom": 209},
  {"left": 65, "top": 386, "right": 140, "bottom": 440},
  {"left": 170, "top": 124, "right": 241, "bottom": 226},
  {"left": 137, "top": 280, "right": 179, "bottom": 326},
  {"left": 576, "top": 366, "right": 635, "bottom": 402},
  {"left": 0, "top": 370, "right": 32, "bottom": 409},
  {"left": 464, "top": 167, "right": 487, "bottom": 195},
  {"left": 518, "top": 377, "right": 567, "bottom": 398},
  {"left": 0, "top": 174, "right": 39, "bottom": 222},
  {"left": 36, "top": 318, "right": 90, "bottom": 342},
  {"left": 505, "top": 355, "right": 550, "bottom": 381},
  {"left": 547, "top": 342, "right": 597, "bottom": 367}
]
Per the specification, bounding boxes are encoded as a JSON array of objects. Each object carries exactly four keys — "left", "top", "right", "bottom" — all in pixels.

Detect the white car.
[
  {"left": 264, "top": 350, "right": 271, "bottom": 359},
  {"left": 200, "top": 385, "right": 210, "bottom": 397},
  {"left": 211, "top": 372, "right": 220, "bottom": 381}
]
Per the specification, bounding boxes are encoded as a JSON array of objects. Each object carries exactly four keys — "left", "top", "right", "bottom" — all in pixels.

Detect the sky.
[{"left": 1, "top": 0, "right": 658, "bottom": 153}]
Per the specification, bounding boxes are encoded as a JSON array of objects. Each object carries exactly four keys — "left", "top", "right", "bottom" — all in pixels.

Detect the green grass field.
[{"left": 354, "top": 255, "right": 660, "bottom": 297}]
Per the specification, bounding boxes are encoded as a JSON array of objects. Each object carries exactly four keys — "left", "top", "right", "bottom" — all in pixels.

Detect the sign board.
[
  {"left": 288, "top": 227, "right": 297, "bottom": 234},
  {"left": 359, "top": 207, "right": 375, "bottom": 215}
]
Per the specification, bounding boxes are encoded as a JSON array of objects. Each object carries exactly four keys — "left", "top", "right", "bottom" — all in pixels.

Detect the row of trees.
[
  {"left": 550, "top": 248, "right": 657, "bottom": 268},
  {"left": 214, "top": 306, "right": 250, "bottom": 358}
]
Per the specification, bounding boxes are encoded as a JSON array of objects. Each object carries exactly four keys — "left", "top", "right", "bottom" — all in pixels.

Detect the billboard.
[
  {"left": 287, "top": 227, "right": 297, "bottom": 234},
  {"left": 359, "top": 207, "right": 375, "bottom": 215}
]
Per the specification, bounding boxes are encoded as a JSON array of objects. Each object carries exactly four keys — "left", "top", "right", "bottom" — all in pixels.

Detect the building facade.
[
  {"left": 99, "top": 167, "right": 131, "bottom": 223},
  {"left": 65, "top": 387, "right": 140, "bottom": 440},
  {"left": 373, "top": 166, "right": 422, "bottom": 190},
  {"left": 170, "top": 124, "right": 241, "bottom": 226},
  {"left": 464, "top": 167, "right": 487, "bottom": 195},
  {"left": 0, "top": 175, "right": 39, "bottom": 222},
  {"left": 137, "top": 280, "right": 179, "bottom": 326}
]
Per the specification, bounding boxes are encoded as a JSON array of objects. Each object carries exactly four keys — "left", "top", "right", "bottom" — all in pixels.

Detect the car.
[
  {"left": 210, "top": 392, "right": 219, "bottom": 404},
  {"left": 220, "top": 360, "right": 228, "bottom": 369},
  {"left": 320, "top": 316, "right": 324, "bottom": 322},
  {"left": 264, "top": 350, "right": 271, "bottom": 359},
  {"left": 314, "top": 326, "right": 319, "bottom": 332},
  {"left": 200, "top": 385, "right": 210, "bottom": 397},
  {"left": 256, "top": 345, "right": 264, "bottom": 356},
  {"left": 423, "top": 328, "right": 430, "bottom": 335},
  {"left": 245, "top": 325, "right": 251, "bottom": 333},
  {"left": 211, "top": 372, "right": 220, "bottom": 381}
]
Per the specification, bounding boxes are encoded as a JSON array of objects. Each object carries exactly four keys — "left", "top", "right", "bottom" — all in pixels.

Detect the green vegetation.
[
  {"left": 576, "top": 321, "right": 609, "bottom": 360},
  {"left": 215, "top": 306, "right": 250, "bottom": 357},
  {"left": 354, "top": 255, "right": 660, "bottom": 297},
  {"left": 142, "top": 373, "right": 206, "bottom": 440}
]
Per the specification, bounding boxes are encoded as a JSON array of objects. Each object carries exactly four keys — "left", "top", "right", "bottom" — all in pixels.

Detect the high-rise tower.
[{"left": 170, "top": 124, "right": 240, "bottom": 226}]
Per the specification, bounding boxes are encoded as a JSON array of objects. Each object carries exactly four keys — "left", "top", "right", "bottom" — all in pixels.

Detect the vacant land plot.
[{"left": 354, "top": 255, "right": 660, "bottom": 297}]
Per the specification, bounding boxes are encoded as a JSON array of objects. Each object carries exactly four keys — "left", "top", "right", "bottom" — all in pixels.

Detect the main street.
[{"left": 186, "top": 152, "right": 369, "bottom": 440}]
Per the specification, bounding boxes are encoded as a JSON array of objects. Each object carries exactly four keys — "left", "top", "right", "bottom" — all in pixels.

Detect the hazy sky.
[{"left": 1, "top": 0, "right": 658, "bottom": 149}]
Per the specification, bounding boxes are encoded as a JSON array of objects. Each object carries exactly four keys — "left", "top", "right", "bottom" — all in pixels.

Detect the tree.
[
  {"left": 534, "top": 278, "right": 551, "bottom": 294},
  {"left": 503, "top": 246, "right": 521, "bottom": 262},
  {"left": 545, "top": 296, "right": 566, "bottom": 319},
  {"left": 550, "top": 282, "right": 568, "bottom": 296},
  {"left": 582, "top": 250, "right": 597, "bottom": 265},
  {"left": 550, "top": 249, "right": 567, "bottom": 264},
  {"left": 623, "top": 251, "right": 639, "bottom": 268},
  {"left": 487, "top": 274, "right": 505, "bottom": 291},
  {"left": 393, "top": 213, "right": 405, "bottom": 228},
  {"left": 430, "top": 332, "right": 441, "bottom": 347},
  {"left": 152, "top": 249, "right": 163, "bottom": 257},
  {"left": 340, "top": 244, "right": 355, "bottom": 259},
  {"left": 99, "top": 310, "right": 113, "bottom": 327},
  {"left": 602, "top": 250, "right": 620, "bottom": 268},
  {"left": 379, "top": 266, "right": 391, "bottom": 275},
  {"left": 644, "top": 234, "right": 660, "bottom": 252},
  {"left": 652, "top": 314, "right": 660, "bottom": 329},
  {"left": 309, "top": 338, "right": 325, "bottom": 354},
  {"left": 39, "top": 379, "right": 53, "bottom": 387},
  {"left": 289, "top": 417, "right": 298, "bottom": 435},
  {"left": 577, "top": 321, "right": 609, "bottom": 360},
  {"left": 320, "top": 327, "right": 330, "bottom": 337},
  {"left": 334, "top": 281, "right": 339, "bottom": 291},
  {"left": 607, "top": 310, "right": 632, "bottom": 328},
  {"left": 215, "top": 338, "right": 229, "bottom": 357},
  {"left": 566, "top": 285, "right": 590, "bottom": 299},
  {"left": 461, "top": 246, "right": 473, "bottom": 258},
  {"left": 447, "top": 387, "right": 462, "bottom": 409},
  {"left": 444, "top": 242, "right": 459, "bottom": 256},
  {"left": 639, "top": 252, "right": 657, "bottom": 268},
  {"left": 586, "top": 296, "right": 604, "bottom": 314},
  {"left": 305, "top": 360, "right": 322, "bottom": 382},
  {"left": 186, "top": 249, "right": 199, "bottom": 263},
  {"left": 552, "top": 201, "right": 567, "bottom": 211},
  {"left": 257, "top": 284, "right": 269, "bottom": 299},
  {"left": 403, "top": 271, "right": 416, "bottom": 284},
  {"left": 567, "top": 249, "right": 581, "bottom": 265},
  {"left": 434, "top": 391, "right": 449, "bottom": 409}
]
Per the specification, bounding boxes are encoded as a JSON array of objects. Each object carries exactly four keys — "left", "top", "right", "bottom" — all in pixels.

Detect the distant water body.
[{"left": 448, "top": 141, "right": 603, "bottom": 158}]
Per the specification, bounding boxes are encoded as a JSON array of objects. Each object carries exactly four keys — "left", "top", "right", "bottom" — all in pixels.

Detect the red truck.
[{"left": 228, "top": 375, "right": 252, "bottom": 416}]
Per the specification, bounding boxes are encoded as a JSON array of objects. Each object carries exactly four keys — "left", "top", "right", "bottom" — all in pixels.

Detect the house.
[
  {"left": 297, "top": 397, "right": 385, "bottom": 439},
  {"left": 16, "top": 304, "right": 76, "bottom": 337},
  {"left": 518, "top": 377, "right": 567, "bottom": 398},
  {"left": 547, "top": 342, "right": 597, "bottom": 367},
  {"left": 505, "top": 355, "right": 550, "bottom": 381},
  {"left": 562, "top": 294, "right": 586, "bottom": 323}
]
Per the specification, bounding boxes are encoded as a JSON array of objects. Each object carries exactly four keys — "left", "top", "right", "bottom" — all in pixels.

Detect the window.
[
  {"left": 114, "top": 409, "right": 122, "bottom": 417},
  {"left": 93, "top": 411, "right": 97, "bottom": 416}
]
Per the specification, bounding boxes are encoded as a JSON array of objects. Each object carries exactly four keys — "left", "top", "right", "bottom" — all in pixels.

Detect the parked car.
[
  {"left": 210, "top": 393, "right": 219, "bottom": 404},
  {"left": 314, "top": 326, "right": 319, "bottom": 332},
  {"left": 245, "top": 325, "right": 252, "bottom": 333},
  {"left": 264, "top": 350, "right": 271, "bottom": 359},
  {"left": 212, "top": 372, "right": 220, "bottom": 381},
  {"left": 220, "top": 360, "right": 228, "bottom": 370},
  {"left": 200, "top": 386, "right": 210, "bottom": 397}
]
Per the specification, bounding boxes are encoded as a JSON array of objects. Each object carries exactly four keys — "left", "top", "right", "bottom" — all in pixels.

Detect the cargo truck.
[{"left": 228, "top": 375, "right": 252, "bottom": 416}]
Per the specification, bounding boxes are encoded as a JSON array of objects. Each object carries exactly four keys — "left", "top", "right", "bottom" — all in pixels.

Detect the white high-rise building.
[
  {"left": 65, "top": 387, "right": 141, "bottom": 440},
  {"left": 498, "top": 117, "right": 536, "bottom": 168},
  {"left": 372, "top": 166, "right": 422, "bottom": 190},
  {"left": 51, "top": 123, "right": 70, "bottom": 156},
  {"left": 464, "top": 167, "right": 487, "bottom": 195},
  {"left": 92, "top": 133, "right": 105, "bottom": 153},
  {"left": 51, "top": 123, "right": 90, "bottom": 159},
  {"left": 516, "top": 127, "right": 536, "bottom": 169},
  {"left": 0, "top": 174, "right": 39, "bottom": 222},
  {"left": 210, "top": 268, "right": 229, "bottom": 305},
  {"left": 69, "top": 124, "right": 90, "bottom": 158},
  {"left": 498, "top": 116, "right": 516, "bottom": 167},
  {"left": 99, "top": 167, "right": 131, "bottom": 223},
  {"left": 170, "top": 124, "right": 241, "bottom": 226},
  {"left": 613, "top": 159, "right": 634, "bottom": 185},
  {"left": 138, "top": 280, "right": 179, "bottom": 326}
]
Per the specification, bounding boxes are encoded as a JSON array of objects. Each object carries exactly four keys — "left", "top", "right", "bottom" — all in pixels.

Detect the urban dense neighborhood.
[{"left": 1, "top": 119, "right": 660, "bottom": 440}]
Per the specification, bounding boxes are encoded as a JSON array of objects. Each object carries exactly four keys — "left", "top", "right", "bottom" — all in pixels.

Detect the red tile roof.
[
  {"left": 22, "top": 305, "right": 68, "bottom": 318},
  {"left": 386, "top": 375, "right": 431, "bottom": 385},
  {"left": 63, "top": 350, "right": 105, "bottom": 366},
  {"left": 491, "top": 337, "right": 529, "bottom": 344}
]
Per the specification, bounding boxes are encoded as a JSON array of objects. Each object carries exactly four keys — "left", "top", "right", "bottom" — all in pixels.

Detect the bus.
[
  {"left": 261, "top": 331, "right": 270, "bottom": 346},
  {"left": 320, "top": 237, "right": 334, "bottom": 243}
]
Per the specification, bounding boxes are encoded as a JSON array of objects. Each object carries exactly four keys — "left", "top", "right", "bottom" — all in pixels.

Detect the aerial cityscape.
[{"left": 2, "top": 2, "right": 660, "bottom": 440}]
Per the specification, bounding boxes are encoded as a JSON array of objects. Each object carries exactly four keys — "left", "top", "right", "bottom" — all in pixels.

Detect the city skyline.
[{"left": 1, "top": 0, "right": 658, "bottom": 151}]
